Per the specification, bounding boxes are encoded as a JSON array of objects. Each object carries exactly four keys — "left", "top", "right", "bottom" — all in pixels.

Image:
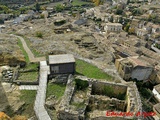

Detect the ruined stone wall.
[
  {"left": 88, "top": 95, "right": 126, "bottom": 112},
  {"left": 90, "top": 116, "right": 129, "bottom": 120},
  {"left": 92, "top": 81, "right": 127, "bottom": 100},
  {"left": 57, "top": 77, "right": 92, "bottom": 120}
]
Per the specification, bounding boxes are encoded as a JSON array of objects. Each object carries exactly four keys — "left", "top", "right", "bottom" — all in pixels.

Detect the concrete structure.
[
  {"left": 153, "top": 103, "right": 160, "bottom": 118},
  {"left": 152, "top": 84, "right": 160, "bottom": 102},
  {"left": 48, "top": 54, "right": 75, "bottom": 75},
  {"left": 104, "top": 23, "right": 122, "bottom": 33},
  {"left": 115, "top": 56, "right": 153, "bottom": 81},
  {"left": 19, "top": 85, "right": 38, "bottom": 90},
  {"left": 34, "top": 61, "right": 51, "bottom": 120}
]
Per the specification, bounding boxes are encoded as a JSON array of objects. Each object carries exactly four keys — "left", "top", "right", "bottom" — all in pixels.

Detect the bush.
[
  {"left": 35, "top": 31, "right": 43, "bottom": 38},
  {"left": 75, "top": 79, "right": 89, "bottom": 90}
]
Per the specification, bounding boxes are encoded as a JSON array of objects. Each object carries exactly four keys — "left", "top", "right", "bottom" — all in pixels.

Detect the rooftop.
[
  {"left": 154, "top": 84, "right": 160, "bottom": 93},
  {"left": 154, "top": 103, "right": 160, "bottom": 114},
  {"left": 106, "top": 23, "right": 122, "bottom": 26},
  {"left": 48, "top": 54, "right": 75, "bottom": 64}
]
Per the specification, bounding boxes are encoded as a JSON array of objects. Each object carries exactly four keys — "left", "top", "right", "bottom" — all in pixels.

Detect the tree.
[
  {"left": 92, "top": 0, "right": 101, "bottom": 6},
  {"left": 109, "top": 16, "right": 113, "bottom": 23},
  {"left": 35, "top": 2, "right": 40, "bottom": 12},
  {"left": 0, "top": 19, "right": 4, "bottom": 24},
  {"left": 115, "top": 9, "right": 123, "bottom": 15},
  {"left": 55, "top": 4, "right": 64, "bottom": 12},
  {"left": 128, "top": 27, "right": 135, "bottom": 34},
  {"left": 118, "top": 17, "right": 123, "bottom": 24},
  {"left": 124, "top": 23, "right": 130, "bottom": 32}
]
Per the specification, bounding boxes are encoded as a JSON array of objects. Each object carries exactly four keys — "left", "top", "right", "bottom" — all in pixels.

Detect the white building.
[
  {"left": 104, "top": 23, "right": 122, "bottom": 33},
  {"left": 152, "top": 84, "right": 160, "bottom": 102}
]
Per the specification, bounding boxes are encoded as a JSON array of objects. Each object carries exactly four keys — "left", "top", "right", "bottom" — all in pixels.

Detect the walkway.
[
  {"left": 34, "top": 61, "right": 51, "bottom": 120},
  {"left": 19, "top": 85, "right": 38, "bottom": 90},
  {"left": 11, "top": 34, "right": 46, "bottom": 62}
]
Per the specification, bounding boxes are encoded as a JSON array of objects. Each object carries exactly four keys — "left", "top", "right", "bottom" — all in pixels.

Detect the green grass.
[
  {"left": 21, "top": 63, "right": 39, "bottom": 71},
  {"left": 76, "top": 59, "right": 113, "bottom": 80},
  {"left": 71, "top": 102, "right": 86, "bottom": 109},
  {"left": 46, "top": 83, "right": 66, "bottom": 99},
  {"left": 18, "top": 72, "right": 38, "bottom": 81},
  {"left": 71, "top": 0, "right": 90, "bottom": 6},
  {"left": 17, "top": 38, "right": 30, "bottom": 63},
  {"left": 20, "top": 90, "right": 36, "bottom": 118}
]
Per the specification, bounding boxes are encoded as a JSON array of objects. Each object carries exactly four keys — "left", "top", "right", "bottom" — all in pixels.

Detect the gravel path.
[{"left": 11, "top": 34, "right": 46, "bottom": 62}]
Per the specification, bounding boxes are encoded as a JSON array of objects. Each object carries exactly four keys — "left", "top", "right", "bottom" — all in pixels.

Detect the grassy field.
[
  {"left": 20, "top": 90, "right": 37, "bottom": 118},
  {"left": 24, "top": 63, "right": 39, "bottom": 70},
  {"left": 18, "top": 72, "right": 38, "bottom": 81},
  {"left": 46, "top": 83, "right": 66, "bottom": 99},
  {"left": 17, "top": 38, "right": 30, "bottom": 63},
  {"left": 76, "top": 59, "right": 113, "bottom": 80},
  {"left": 71, "top": 0, "right": 91, "bottom": 6}
]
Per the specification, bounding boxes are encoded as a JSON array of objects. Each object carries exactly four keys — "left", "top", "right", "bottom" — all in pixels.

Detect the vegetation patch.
[
  {"left": 71, "top": 0, "right": 91, "bottom": 6},
  {"left": 71, "top": 102, "right": 85, "bottom": 110},
  {"left": 17, "top": 38, "right": 29, "bottom": 63},
  {"left": 20, "top": 90, "right": 36, "bottom": 118},
  {"left": 35, "top": 31, "right": 43, "bottom": 38},
  {"left": 46, "top": 83, "right": 66, "bottom": 99},
  {"left": 75, "top": 79, "right": 89, "bottom": 90},
  {"left": 76, "top": 59, "right": 113, "bottom": 80},
  {"left": 18, "top": 72, "right": 38, "bottom": 81}
]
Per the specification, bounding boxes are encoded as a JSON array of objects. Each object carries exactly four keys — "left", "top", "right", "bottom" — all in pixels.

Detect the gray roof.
[
  {"left": 49, "top": 54, "right": 75, "bottom": 64},
  {"left": 74, "top": 19, "right": 87, "bottom": 25}
]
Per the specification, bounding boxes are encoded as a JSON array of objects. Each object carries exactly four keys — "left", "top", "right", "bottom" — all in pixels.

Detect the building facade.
[
  {"left": 115, "top": 57, "right": 153, "bottom": 81},
  {"left": 48, "top": 54, "right": 75, "bottom": 75},
  {"left": 152, "top": 84, "right": 160, "bottom": 102},
  {"left": 104, "top": 23, "right": 122, "bottom": 33}
]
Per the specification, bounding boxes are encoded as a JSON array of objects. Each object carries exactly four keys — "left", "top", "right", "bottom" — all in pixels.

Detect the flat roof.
[
  {"left": 154, "top": 103, "right": 160, "bottom": 114},
  {"left": 106, "top": 23, "right": 122, "bottom": 26},
  {"left": 154, "top": 84, "right": 160, "bottom": 93},
  {"left": 49, "top": 54, "right": 75, "bottom": 64}
]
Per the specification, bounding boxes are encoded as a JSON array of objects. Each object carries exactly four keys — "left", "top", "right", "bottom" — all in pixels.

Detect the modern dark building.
[{"left": 48, "top": 54, "right": 75, "bottom": 75}]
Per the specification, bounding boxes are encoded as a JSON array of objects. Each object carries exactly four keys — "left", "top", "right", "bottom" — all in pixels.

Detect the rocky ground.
[
  {"left": 4, "top": 15, "right": 114, "bottom": 67},
  {"left": 0, "top": 81, "right": 25, "bottom": 117},
  {"left": 0, "top": 34, "right": 25, "bottom": 66}
]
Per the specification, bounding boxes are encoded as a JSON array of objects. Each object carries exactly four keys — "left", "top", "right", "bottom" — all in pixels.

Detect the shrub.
[
  {"left": 75, "top": 79, "right": 89, "bottom": 90},
  {"left": 35, "top": 31, "right": 43, "bottom": 38}
]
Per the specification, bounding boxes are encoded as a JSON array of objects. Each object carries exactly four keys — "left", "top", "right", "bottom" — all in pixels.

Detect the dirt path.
[{"left": 11, "top": 34, "right": 46, "bottom": 63}]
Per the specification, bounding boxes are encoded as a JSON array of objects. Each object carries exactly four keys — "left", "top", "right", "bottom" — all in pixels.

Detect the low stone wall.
[
  {"left": 13, "top": 80, "right": 38, "bottom": 85},
  {"left": 88, "top": 95, "right": 126, "bottom": 112},
  {"left": 92, "top": 81, "right": 127, "bottom": 100},
  {"left": 57, "top": 76, "right": 92, "bottom": 120}
]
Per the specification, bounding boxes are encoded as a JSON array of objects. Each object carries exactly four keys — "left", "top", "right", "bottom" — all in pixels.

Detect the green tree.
[
  {"left": 128, "top": 27, "right": 135, "bottom": 34},
  {"left": 35, "top": 2, "right": 40, "bottom": 12},
  {"left": 0, "top": 18, "right": 4, "bottom": 24},
  {"left": 36, "top": 31, "right": 43, "bottom": 38},
  {"left": 115, "top": 9, "right": 123, "bottom": 15},
  {"left": 127, "top": 0, "right": 130, "bottom": 4},
  {"left": 55, "top": 4, "right": 64, "bottom": 12},
  {"left": 124, "top": 23, "right": 130, "bottom": 32},
  {"left": 109, "top": 16, "right": 113, "bottom": 23},
  {"left": 19, "top": 7, "right": 28, "bottom": 14}
]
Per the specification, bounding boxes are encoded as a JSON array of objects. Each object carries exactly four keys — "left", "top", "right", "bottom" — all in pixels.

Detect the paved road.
[{"left": 11, "top": 34, "right": 46, "bottom": 63}]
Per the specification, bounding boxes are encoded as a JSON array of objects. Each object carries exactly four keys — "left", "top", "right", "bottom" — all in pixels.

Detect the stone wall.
[
  {"left": 88, "top": 95, "right": 126, "bottom": 112},
  {"left": 92, "top": 81, "right": 127, "bottom": 100}
]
